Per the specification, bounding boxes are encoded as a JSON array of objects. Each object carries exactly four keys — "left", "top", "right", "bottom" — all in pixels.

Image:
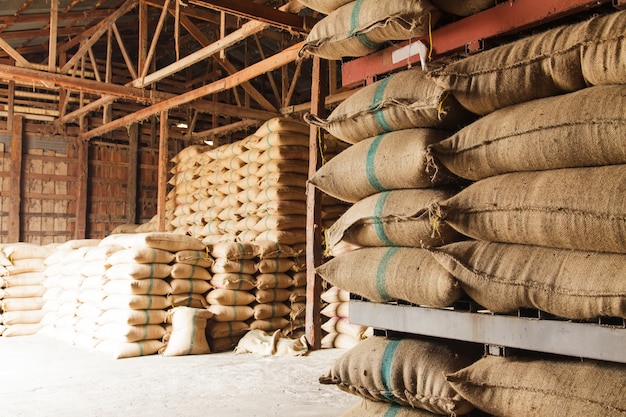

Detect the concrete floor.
[{"left": 0, "top": 334, "right": 360, "bottom": 417}]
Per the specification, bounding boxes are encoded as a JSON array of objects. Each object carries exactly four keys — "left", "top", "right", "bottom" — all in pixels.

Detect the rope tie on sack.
[{"left": 428, "top": 201, "right": 444, "bottom": 238}]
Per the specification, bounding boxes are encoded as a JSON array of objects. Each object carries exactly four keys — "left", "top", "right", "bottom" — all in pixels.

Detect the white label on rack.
[{"left": 391, "top": 41, "right": 428, "bottom": 71}]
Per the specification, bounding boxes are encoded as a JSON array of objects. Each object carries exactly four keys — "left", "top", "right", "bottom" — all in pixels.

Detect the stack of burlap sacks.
[
  {"left": 0, "top": 243, "right": 55, "bottom": 337},
  {"left": 309, "top": 8, "right": 626, "bottom": 417},
  {"left": 38, "top": 233, "right": 213, "bottom": 358}
]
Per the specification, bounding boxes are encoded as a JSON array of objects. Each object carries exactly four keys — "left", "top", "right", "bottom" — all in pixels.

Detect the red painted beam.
[{"left": 342, "top": 0, "right": 611, "bottom": 86}]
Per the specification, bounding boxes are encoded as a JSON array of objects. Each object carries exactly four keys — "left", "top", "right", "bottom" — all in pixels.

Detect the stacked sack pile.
[
  {"left": 39, "top": 239, "right": 104, "bottom": 345},
  {"left": 161, "top": 117, "right": 311, "bottom": 249},
  {"left": 418, "top": 10, "right": 626, "bottom": 416},
  {"left": 0, "top": 243, "right": 56, "bottom": 337},
  {"left": 204, "top": 241, "right": 306, "bottom": 352}
]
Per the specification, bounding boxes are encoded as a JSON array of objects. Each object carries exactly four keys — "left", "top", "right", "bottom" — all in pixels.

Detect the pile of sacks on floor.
[{"left": 306, "top": 6, "right": 626, "bottom": 416}]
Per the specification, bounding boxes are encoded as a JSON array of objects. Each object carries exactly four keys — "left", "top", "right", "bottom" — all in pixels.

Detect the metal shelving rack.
[{"left": 341, "top": 0, "right": 626, "bottom": 363}]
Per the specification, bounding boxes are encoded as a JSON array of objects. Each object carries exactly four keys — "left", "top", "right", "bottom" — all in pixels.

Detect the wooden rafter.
[
  {"left": 60, "top": 0, "right": 138, "bottom": 74},
  {"left": 139, "top": 0, "right": 171, "bottom": 82},
  {"left": 80, "top": 40, "right": 303, "bottom": 140},
  {"left": 48, "top": 0, "right": 59, "bottom": 72},
  {"left": 112, "top": 23, "right": 138, "bottom": 79},
  {"left": 0, "top": 34, "right": 34, "bottom": 68}
]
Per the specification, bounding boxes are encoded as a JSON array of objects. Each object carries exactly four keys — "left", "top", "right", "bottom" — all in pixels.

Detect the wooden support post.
[
  {"left": 48, "top": 0, "right": 58, "bottom": 73},
  {"left": 104, "top": 29, "right": 113, "bottom": 125},
  {"left": 138, "top": 0, "right": 148, "bottom": 76},
  {"left": 75, "top": 138, "right": 89, "bottom": 239},
  {"left": 157, "top": 111, "right": 169, "bottom": 232},
  {"left": 8, "top": 115, "right": 23, "bottom": 243},
  {"left": 127, "top": 123, "right": 139, "bottom": 225},
  {"left": 305, "top": 56, "right": 327, "bottom": 350}
]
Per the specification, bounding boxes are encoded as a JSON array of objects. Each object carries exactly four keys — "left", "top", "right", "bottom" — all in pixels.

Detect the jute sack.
[
  {"left": 245, "top": 132, "right": 309, "bottom": 151},
  {"left": 206, "top": 320, "right": 250, "bottom": 339},
  {"left": 253, "top": 302, "right": 292, "bottom": 320},
  {"left": 254, "top": 240, "right": 301, "bottom": 259},
  {"left": 1, "top": 310, "right": 44, "bottom": 325},
  {"left": 104, "top": 263, "right": 172, "bottom": 280},
  {"left": 309, "top": 129, "right": 453, "bottom": 203},
  {"left": 253, "top": 117, "right": 310, "bottom": 137},
  {"left": 294, "top": 0, "right": 352, "bottom": 15},
  {"left": 95, "top": 323, "right": 166, "bottom": 343},
  {"left": 210, "top": 273, "right": 255, "bottom": 291},
  {"left": 96, "top": 339, "right": 164, "bottom": 359},
  {"left": 430, "top": 0, "right": 493, "bottom": 16},
  {"left": 256, "top": 258, "right": 295, "bottom": 273},
  {"left": 327, "top": 189, "right": 460, "bottom": 251},
  {"left": 211, "top": 258, "right": 257, "bottom": 275},
  {"left": 429, "top": 85, "right": 626, "bottom": 181},
  {"left": 160, "top": 307, "right": 213, "bottom": 356},
  {"left": 255, "top": 273, "right": 293, "bottom": 290},
  {"left": 254, "top": 230, "right": 306, "bottom": 246},
  {"left": 169, "top": 279, "right": 212, "bottom": 295},
  {"left": 209, "top": 242, "right": 259, "bottom": 260},
  {"left": 99, "top": 232, "right": 205, "bottom": 252},
  {"left": 97, "top": 309, "right": 168, "bottom": 326},
  {"left": 103, "top": 279, "right": 172, "bottom": 296},
  {"left": 320, "top": 336, "right": 481, "bottom": 414},
  {"left": 100, "top": 294, "right": 170, "bottom": 310},
  {"left": 316, "top": 247, "right": 462, "bottom": 308},
  {"left": 305, "top": 70, "right": 473, "bottom": 144},
  {"left": 174, "top": 250, "right": 214, "bottom": 268},
  {"left": 447, "top": 355, "right": 626, "bottom": 417},
  {"left": 434, "top": 165, "right": 626, "bottom": 253},
  {"left": 340, "top": 399, "right": 444, "bottom": 417},
  {"left": 430, "top": 11, "right": 626, "bottom": 115},
  {"left": 170, "top": 263, "right": 211, "bottom": 280},
  {"left": 321, "top": 332, "right": 360, "bottom": 349},
  {"left": 167, "top": 294, "right": 208, "bottom": 308},
  {"left": 248, "top": 317, "right": 290, "bottom": 332},
  {"left": 321, "top": 301, "right": 350, "bottom": 318},
  {"left": 253, "top": 215, "right": 307, "bottom": 232},
  {"left": 105, "top": 247, "right": 175, "bottom": 265},
  {"left": 429, "top": 240, "right": 626, "bottom": 320},
  {"left": 255, "top": 288, "right": 293, "bottom": 304},
  {"left": 299, "top": 0, "right": 441, "bottom": 60},
  {"left": 1, "top": 323, "right": 41, "bottom": 337},
  {"left": 206, "top": 289, "right": 256, "bottom": 306}
]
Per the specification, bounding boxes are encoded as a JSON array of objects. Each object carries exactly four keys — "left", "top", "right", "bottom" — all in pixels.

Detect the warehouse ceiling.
[{"left": 0, "top": 0, "right": 321, "bottom": 145}]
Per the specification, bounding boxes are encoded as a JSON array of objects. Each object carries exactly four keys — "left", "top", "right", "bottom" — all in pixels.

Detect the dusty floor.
[{"left": 0, "top": 334, "right": 360, "bottom": 417}]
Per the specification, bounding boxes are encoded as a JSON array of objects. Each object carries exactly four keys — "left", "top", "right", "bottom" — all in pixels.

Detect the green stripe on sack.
[
  {"left": 372, "top": 77, "right": 393, "bottom": 132},
  {"left": 373, "top": 192, "right": 393, "bottom": 246},
  {"left": 366, "top": 134, "right": 386, "bottom": 191},
  {"left": 187, "top": 309, "right": 198, "bottom": 355},
  {"left": 142, "top": 310, "right": 150, "bottom": 325},
  {"left": 137, "top": 341, "right": 144, "bottom": 356},
  {"left": 384, "top": 405, "right": 402, "bottom": 417},
  {"left": 349, "top": 0, "right": 380, "bottom": 50},
  {"left": 149, "top": 263, "right": 155, "bottom": 278},
  {"left": 376, "top": 247, "right": 397, "bottom": 301},
  {"left": 381, "top": 339, "right": 401, "bottom": 403},
  {"left": 146, "top": 278, "right": 154, "bottom": 295}
]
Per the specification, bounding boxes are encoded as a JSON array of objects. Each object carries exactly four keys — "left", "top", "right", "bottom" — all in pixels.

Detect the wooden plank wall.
[{"left": 0, "top": 119, "right": 181, "bottom": 243}]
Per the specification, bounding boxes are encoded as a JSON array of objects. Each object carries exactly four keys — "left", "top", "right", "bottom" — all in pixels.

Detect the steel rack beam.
[
  {"left": 350, "top": 300, "right": 626, "bottom": 364},
  {"left": 342, "top": 0, "right": 612, "bottom": 86}
]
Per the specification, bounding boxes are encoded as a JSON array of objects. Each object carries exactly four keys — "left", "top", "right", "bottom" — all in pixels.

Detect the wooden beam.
[
  {"left": 81, "top": 40, "right": 303, "bottom": 140},
  {"left": 61, "top": 0, "right": 138, "bottom": 73},
  {"left": 305, "top": 56, "right": 326, "bottom": 350},
  {"left": 0, "top": 63, "right": 166, "bottom": 101},
  {"left": 0, "top": 10, "right": 111, "bottom": 26},
  {"left": 189, "top": 0, "right": 315, "bottom": 33},
  {"left": 191, "top": 119, "right": 260, "bottom": 139},
  {"left": 48, "top": 0, "right": 58, "bottom": 73},
  {"left": 139, "top": 0, "right": 170, "bottom": 82},
  {"left": 0, "top": 35, "right": 34, "bottom": 69},
  {"left": 131, "top": 18, "right": 269, "bottom": 88},
  {"left": 8, "top": 115, "right": 23, "bottom": 243},
  {"left": 138, "top": 0, "right": 148, "bottom": 76},
  {"left": 284, "top": 58, "right": 303, "bottom": 108},
  {"left": 75, "top": 138, "right": 89, "bottom": 239},
  {"left": 127, "top": 123, "right": 139, "bottom": 225},
  {"left": 157, "top": 110, "right": 168, "bottom": 232},
  {"left": 112, "top": 23, "right": 138, "bottom": 80}
]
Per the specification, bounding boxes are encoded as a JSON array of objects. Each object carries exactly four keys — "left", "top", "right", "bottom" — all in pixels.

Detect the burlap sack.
[
  {"left": 253, "top": 215, "right": 307, "bottom": 232},
  {"left": 1, "top": 310, "right": 44, "bottom": 325},
  {"left": 430, "top": 240, "right": 626, "bottom": 319},
  {"left": 160, "top": 307, "right": 213, "bottom": 356},
  {"left": 254, "top": 240, "right": 301, "bottom": 258},
  {"left": 207, "top": 305, "right": 254, "bottom": 322},
  {"left": 248, "top": 317, "right": 289, "bottom": 332},
  {"left": 96, "top": 339, "right": 164, "bottom": 359},
  {"left": 316, "top": 247, "right": 462, "bottom": 308},
  {"left": 253, "top": 117, "right": 310, "bottom": 137},
  {"left": 174, "top": 250, "right": 214, "bottom": 268},
  {"left": 210, "top": 273, "right": 255, "bottom": 290},
  {"left": 96, "top": 323, "right": 166, "bottom": 343},
  {"left": 256, "top": 258, "right": 296, "bottom": 273},
  {"left": 100, "top": 232, "right": 205, "bottom": 252},
  {"left": 310, "top": 129, "right": 454, "bottom": 203},
  {"left": 430, "top": 85, "right": 626, "bottom": 181},
  {"left": 435, "top": 165, "right": 626, "bottom": 253},
  {"left": 430, "top": 0, "right": 493, "bottom": 16},
  {"left": 206, "top": 321, "right": 249, "bottom": 339},
  {"left": 255, "top": 288, "right": 292, "bottom": 304},
  {"left": 102, "top": 278, "right": 172, "bottom": 296},
  {"left": 431, "top": 11, "right": 626, "bottom": 115},
  {"left": 105, "top": 247, "right": 176, "bottom": 266},
  {"left": 447, "top": 355, "right": 626, "bottom": 417},
  {"left": 320, "top": 336, "right": 481, "bottom": 414},
  {"left": 253, "top": 302, "right": 292, "bottom": 320},
  {"left": 327, "top": 189, "right": 460, "bottom": 251},
  {"left": 299, "top": 0, "right": 441, "bottom": 60},
  {"left": 167, "top": 293, "right": 208, "bottom": 308},
  {"left": 169, "top": 279, "right": 212, "bottom": 295},
  {"left": 306, "top": 70, "right": 473, "bottom": 144},
  {"left": 97, "top": 309, "right": 168, "bottom": 325},
  {"left": 245, "top": 132, "right": 309, "bottom": 151},
  {"left": 255, "top": 273, "right": 293, "bottom": 290},
  {"left": 254, "top": 230, "right": 306, "bottom": 246},
  {"left": 206, "top": 289, "right": 255, "bottom": 306},
  {"left": 340, "top": 399, "right": 444, "bottom": 417},
  {"left": 100, "top": 294, "right": 170, "bottom": 310},
  {"left": 104, "top": 263, "right": 173, "bottom": 280},
  {"left": 321, "top": 332, "right": 359, "bottom": 349}
]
